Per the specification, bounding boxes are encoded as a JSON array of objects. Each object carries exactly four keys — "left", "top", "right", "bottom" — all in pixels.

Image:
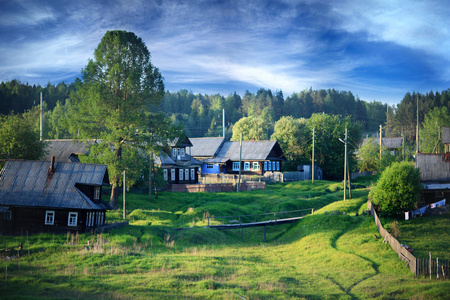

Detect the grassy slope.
[{"left": 1, "top": 180, "right": 449, "bottom": 299}]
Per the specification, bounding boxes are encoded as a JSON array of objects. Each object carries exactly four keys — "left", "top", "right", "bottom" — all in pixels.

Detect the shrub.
[{"left": 369, "top": 161, "right": 421, "bottom": 217}]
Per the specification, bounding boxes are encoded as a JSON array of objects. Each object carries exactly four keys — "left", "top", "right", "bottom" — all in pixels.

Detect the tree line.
[{"left": 1, "top": 30, "right": 450, "bottom": 196}]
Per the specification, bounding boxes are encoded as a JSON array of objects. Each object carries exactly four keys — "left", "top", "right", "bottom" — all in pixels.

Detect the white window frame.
[
  {"left": 172, "top": 148, "right": 177, "bottom": 157},
  {"left": 90, "top": 212, "right": 94, "bottom": 227},
  {"left": 5, "top": 210, "right": 11, "bottom": 220},
  {"left": 252, "top": 162, "right": 260, "bottom": 171},
  {"left": 191, "top": 168, "right": 195, "bottom": 180},
  {"left": 206, "top": 164, "right": 214, "bottom": 169},
  {"left": 232, "top": 162, "right": 240, "bottom": 171},
  {"left": 45, "top": 210, "right": 55, "bottom": 225},
  {"left": 181, "top": 148, "right": 185, "bottom": 157},
  {"left": 185, "top": 169, "right": 189, "bottom": 181},
  {"left": 179, "top": 169, "right": 184, "bottom": 181},
  {"left": 68, "top": 212, "right": 78, "bottom": 227},
  {"left": 171, "top": 169, "right": 176, "bottom": 181},
  {"left": 163, "top": 169, "right": 168, "bottom": 181},
  {"left": 94, "top": 187, "right": 100, "bottom": 200},
  {"left": 244, "top": 162, "right": 250, "bottom": 171}
]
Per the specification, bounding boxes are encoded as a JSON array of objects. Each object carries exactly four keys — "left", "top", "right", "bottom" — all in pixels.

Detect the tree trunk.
[{"left": 110, "top": 178, "right": 120, "bottom": 209}]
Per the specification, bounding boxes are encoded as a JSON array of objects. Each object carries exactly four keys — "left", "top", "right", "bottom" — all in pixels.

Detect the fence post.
[
  {"left": 430, "top": 252, "right": 432, "bottom": 280},
  {"left": 437, "top": 258, "right": 439, "bottom": 279}
]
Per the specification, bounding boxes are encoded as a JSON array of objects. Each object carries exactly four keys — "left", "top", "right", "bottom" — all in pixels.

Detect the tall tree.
[
  {"left": 231, "top": 116, "right": 268, "bottom": 141},
  {"left": 420, "top": 107, "right": 450, "bottom": 153},
  {"left": 67, "top": 31, "right": 164, "bottom": 209}
]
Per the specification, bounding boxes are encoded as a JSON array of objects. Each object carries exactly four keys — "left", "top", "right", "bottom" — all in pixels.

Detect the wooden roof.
[
  {"left": 0, "top": 160, "right": 110, "bottom": 210},
  {"left": 416, "top": 153, "right": 450, "bottom": 182}
]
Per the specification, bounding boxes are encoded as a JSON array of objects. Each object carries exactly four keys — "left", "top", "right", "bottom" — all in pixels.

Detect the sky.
[{"left": 0, "top": 0, "right": 449, "bottom": 106}]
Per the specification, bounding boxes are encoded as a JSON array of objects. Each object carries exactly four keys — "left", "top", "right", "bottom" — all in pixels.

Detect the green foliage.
[
  {"left": 0, "top": 111, "right": 46, "bottom": 160},
  {"left": 369, "top": 161, "right": 422, "bottom": 217},
  {"left": 271, "top": 116, "right": 309, "bottom": 170},
  {"left": 420, "top": 106, "right": 450, "bottom": 153},
  {"left": 306, "top": 113, "right": 362, "bottom": 180},
  {"left": 358, "top": 137, "right": 379, "bottom": 172},
  {"left": 230, "top": 115, "right": 269, "bottom": 141}
]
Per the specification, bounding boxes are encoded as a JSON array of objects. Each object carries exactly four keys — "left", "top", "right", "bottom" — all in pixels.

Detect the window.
[
  {"left": 232, "top": 162, "right": 240, "bottom": 171},
  {"left": 4, "top": 210, "right": 11, "bottom": 220},
  {"left": 171, "top": 169, "right": 176, "bottom": 181},
  {"left": 276, "top": 161, "right": 280, "bottom": 171},
  {"left": 264, "top": 161, "right": 268, "bottom": 171},
  {"left": 206, "top": 164, "right": 214, "bottom": 169},
  {"left": 180, "top": 148, "right": 185, "bottom": 157},
  {"left": 390, "top": 151, "right": 395, "bottom": 155},
  {"left": 163, "top": 169, "right": 168, "bottom": 181},
  {"left": 268, "top": 161, "right": 272, "bottom": 171},
  {"left": 90, "top": 212, "right": 94, "bottom": 227},
  {"left": 45, "top": 210, "right": 55, "bottom": 225},
  {"left": 272, "top": 161, "right": 276, "bottom": 171},
  {"left": 68, "top": 212, "right": 78, "bottom": 226},
  {"left": 185, "top": 169, "right": 189, "bottom": 181},
  {"left": 191, "top": 169, "right": 195, "bottom": 180},
  {"left": 179, "top": 169, "right": 184, "bottom": 181},
  {"left": 94, "top": 187, "right": 100, "bottom": 200},
  {"left": 253, "top": 162, "right": 260, "bottom": 171},
  {"left": 172, "top": 148, "right": 177, "bottom": 157},
  {"left": 244, "top": 162, "right": 250, "bottom": 171}
]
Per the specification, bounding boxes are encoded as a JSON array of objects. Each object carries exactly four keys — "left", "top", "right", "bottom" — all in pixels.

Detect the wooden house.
[
  {"left": 192, "top": 140, "right": 285, "bottom": 176},
  {"left": 154, "top": 136, "right": 202, "bottom": 184},
  {"left": 416, "top": 153, "right": 450, "bottom": 204},
  {"left": 361, "top": 137, "right": 403, "bottom": 156},
  {"left": 0, "top": 158, "right": 111, "bottom": 235},
  {"left": 189, "top": 137, "right": 226, "bottom": 174}
]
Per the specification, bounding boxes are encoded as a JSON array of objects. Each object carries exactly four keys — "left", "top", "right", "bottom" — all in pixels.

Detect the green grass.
[{"left": 1, "top": 179, "right": 449, "bottom": 299}]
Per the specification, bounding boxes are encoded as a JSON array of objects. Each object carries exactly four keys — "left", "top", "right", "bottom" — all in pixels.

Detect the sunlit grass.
[{"left": 1, "top": 179, "right": 449, "bottom": 299}]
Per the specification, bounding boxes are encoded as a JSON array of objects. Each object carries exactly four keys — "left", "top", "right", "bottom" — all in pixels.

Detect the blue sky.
[{"left": 0, "top": 0, "right": 449, "bottom": 105}]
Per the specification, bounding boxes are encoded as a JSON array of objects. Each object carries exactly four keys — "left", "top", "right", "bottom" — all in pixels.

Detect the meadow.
[{"left": 1, "top": 179, "right": 449, "bottom": 299}]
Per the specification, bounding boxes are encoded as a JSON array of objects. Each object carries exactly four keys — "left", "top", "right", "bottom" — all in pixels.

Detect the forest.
[{"left": 1, "top": 79, "right": 449, "bottom": 143}]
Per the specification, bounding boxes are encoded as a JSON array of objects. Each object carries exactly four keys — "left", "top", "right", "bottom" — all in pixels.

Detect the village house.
[
  {"left": 154, "top": 136, "right": 202, "bottom": 184},
  {"left": 190, "top": 139, "right": 285, "bottom": 176},
  {"left": 0, "top": 158, "right": 111, "bottom": 235},
  {"left": 415, "top": 127, "right": 450, "bottom": 204}
]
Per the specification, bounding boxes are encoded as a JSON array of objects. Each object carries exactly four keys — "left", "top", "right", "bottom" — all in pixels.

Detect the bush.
[{"left": 369, "top": 161, "right": 421, "bottom": 217}]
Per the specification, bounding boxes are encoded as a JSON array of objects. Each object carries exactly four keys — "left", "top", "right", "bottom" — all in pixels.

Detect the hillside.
[{"left": 1, "top": 180, "right": 449, "bottom": 299}]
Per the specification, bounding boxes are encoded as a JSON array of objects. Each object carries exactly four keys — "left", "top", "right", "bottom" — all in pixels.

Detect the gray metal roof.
[
  {"left": 154, "top": 152, "right": 202, "bottom": 167},
  {"left": 215, "top": 141, "right": 285, "bottom": 161},
  {"left": 443, "top": 127, "right": 450, "bottom": 144},
  {"left": 0, "top": 160, "right": 110, "bottom": 210},
  {"left": 189, "top": 137, "right": 225, "bottom": 158},
  {"left": 43, "top": 139, "right": 95, "bottom": 162},
  {"left": 361, "top": 137, "right": 402, "bottom": 149}
]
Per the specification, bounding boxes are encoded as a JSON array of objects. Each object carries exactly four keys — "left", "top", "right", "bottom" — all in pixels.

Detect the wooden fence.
[
  {"left": 168, "top": 182, "right": 265, "bottom": 193},
  {"left": 368, "top": 201, "right": 449, "bottom": 279}
]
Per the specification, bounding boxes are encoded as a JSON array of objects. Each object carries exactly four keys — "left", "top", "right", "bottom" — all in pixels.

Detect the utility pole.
[
  {"left": 312, "top": 127, "right": 315, "bottom": 184},
  {"left": 40, "top": 92, "right": 43, "bottom": 141},
  {"left": 343, "top": 128, "right": 347, "bottom": 201},
  {"left": 223, "top": 109, "right": 225, "bottom": 138},
  {"left": 237, "top": 133, "right": 242, "bottom": 192},
  {"left": 123, "top": 170, "right": 126, "bottom": 219},
  {"left": 379, "top": 125, "right": 382, "bottom": 169},
  {"left": 416, "top": 95, "right": 419, "bottom": 155},
  {"left": 149, "top": 152, "right": 152, "bottom": 202}
]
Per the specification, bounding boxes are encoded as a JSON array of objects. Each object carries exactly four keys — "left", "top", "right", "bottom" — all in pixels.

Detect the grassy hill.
[{"left": 1, "top": 180, "right": 449, "bottom": 299}]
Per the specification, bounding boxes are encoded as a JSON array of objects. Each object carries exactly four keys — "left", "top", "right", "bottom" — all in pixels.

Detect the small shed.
[
  {"left": 0, "top": 158, "right": 111, "bottom": 235},
  {"left": 416, "top": 153, "right": 450, "bottom": 203}
]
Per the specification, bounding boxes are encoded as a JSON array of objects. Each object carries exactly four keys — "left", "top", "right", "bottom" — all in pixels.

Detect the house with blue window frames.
[{"left": 189, "top": 138, "right": 285, "bottom": 176}]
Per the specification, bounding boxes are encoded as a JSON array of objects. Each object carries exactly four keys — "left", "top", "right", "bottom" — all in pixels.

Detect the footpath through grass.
[{"left": 1, "top": 180, "right": 449, "bottom": 299}]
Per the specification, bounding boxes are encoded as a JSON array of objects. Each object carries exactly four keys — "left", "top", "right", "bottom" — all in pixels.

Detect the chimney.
[{"left": 49, "top": 156, "right": 56, "bottom": 174}]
